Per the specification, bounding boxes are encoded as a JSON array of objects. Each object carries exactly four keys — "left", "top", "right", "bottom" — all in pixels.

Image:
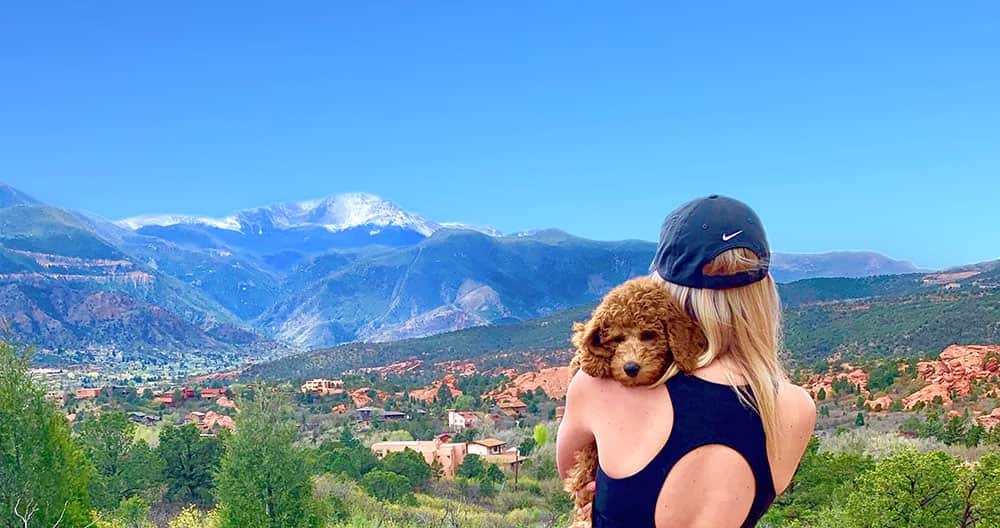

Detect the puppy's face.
[
  {"left": 572, "top": 276, "right": 707, "bottom": 386},
  {"left": 595, "top": 324, "right": 669, "bottom": 386}
]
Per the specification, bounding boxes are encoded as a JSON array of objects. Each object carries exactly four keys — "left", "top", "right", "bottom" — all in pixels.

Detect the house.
[
  {"left": 497, "top": 397, "right": 527, "bottom": 417},
  {"left": 382, "top": 411, "right": 408, "bottom": 421},
  {"left": 200, "top": 387, "right": 227, "bottom": 399},
  {"left": 468, "top": 438, "right": 507, "bottom": 456},
  {"left": 128, "top": 412, "right": 161, "bottom": 426},
  {"left": 301, "top": 378, "right": 345, "bottom": 395},
  {"left": 447, "top": 410, "right": 481, "bottom": 431},
  {"left": 181, "top": 388, "right": 197, "bottom": 399},
  {"left": 435, "top": 433, "right": 454, "bottom": 443},
  {"left": 75, "top": 388, "right": 102, "bottom": 400},
  {"left": 354, "top": 407, "right": 378, "bottom": 421},
  {"left": 154, "top": 393, "right": 175, "bottom": 405},
  {"left": 371, "top": 439, "right": 468, "bottom": 478},
  {"left": 484, "top": 450, "right": 529, "bottom": 473}
]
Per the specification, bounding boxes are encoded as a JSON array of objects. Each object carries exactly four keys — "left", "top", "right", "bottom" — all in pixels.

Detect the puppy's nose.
[{"left": 624, "top": 362, "right": 640, "bottom": 377}]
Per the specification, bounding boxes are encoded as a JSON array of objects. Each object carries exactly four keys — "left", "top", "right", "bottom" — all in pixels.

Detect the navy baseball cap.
[{"left": 650, "top": 195, "right": 770, "bottom": 289}]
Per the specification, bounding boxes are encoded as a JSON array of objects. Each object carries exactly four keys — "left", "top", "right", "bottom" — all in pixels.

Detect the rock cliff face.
[
  {"left": 902, "top": 345, "right": 1000, "bottom": 409},
  {"left": 408, "top": 374, "right": 463, "bottom": 404},
  {"left": 804, "top": 364, "right": 869, "bottom": 397},
  {"left": 486, "top": 366, "right": 572, "bottom": 402}
]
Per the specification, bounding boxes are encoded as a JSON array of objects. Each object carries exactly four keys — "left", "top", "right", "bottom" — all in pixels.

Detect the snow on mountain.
[
  {"left": 439, "top": 222, "right": 503, "bottom": 237},
  {"left": 118, "top": 214, "right": 243, "bottom": 232},
  {"left": 115, "top": 193, "right": 498, "bottom": 237}
]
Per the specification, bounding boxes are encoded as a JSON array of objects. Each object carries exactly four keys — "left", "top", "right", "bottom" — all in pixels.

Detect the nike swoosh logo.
[{"left": 722, "top": 230, "right": 743, "bottom": 241}]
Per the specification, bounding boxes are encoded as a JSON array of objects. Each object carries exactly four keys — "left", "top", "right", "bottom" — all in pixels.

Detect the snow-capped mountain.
[
  {"left": 118, "top": 193, "right": 443, "bottom": 236},
  {"left": 116, "top": 193, "right": 500, "bottom": 268}
]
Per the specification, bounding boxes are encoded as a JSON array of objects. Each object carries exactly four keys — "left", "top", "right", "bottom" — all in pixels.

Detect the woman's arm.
[{"left": 556, "top": 369, "right": 597, "bottom": 479}]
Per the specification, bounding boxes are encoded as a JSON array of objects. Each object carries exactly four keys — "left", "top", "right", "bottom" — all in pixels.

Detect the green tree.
[
  {"left": 764, "top": 437, "right": 874, "bottom": 524},
  {"left": 0, "top": 342, "right": 92, "bottom": 528},
  {"left": 214, "top": 387, "right": 318, "bottom": 528},
  {"left": 361, "top": 470, "right": 413, "bottom": 503},
  {"left": 960, "top": 453, "right": 1000, "bottom": 527},
  {"left": 533, "top": 423, "right": 549, "bottom": 447},
  {"left": 435, "top": 384, "right": 454, "bottom": 406},
  {"left": 854, "top": 412, "right": 865, "bottom": 427},
  {"left": 113, "top": 496, "right": 153, "bottom": 528},
  {"left": 337, "top": 428, "right": 361, "bottom": 450},
  {"left": 380, "top": 449, "right": 431, "bottom": 490},
  {"left": 819, "top": 406, "right": 830, "bottom": 418},
  {"left": 157, "top": 424, "right": 223, "bottom": 505},
  {"left": 79, "top": 411, "right": 161, "bottom": 510},
  {"left": 453, "top": 394, "right": 477, "bottom": 410},
  {"left": 835, "top": 450, "right": 963, "bottom": 527},
  {"left": 484, "top": 463, "right": 506, "bottom": 485},
  {"left": 942, "top": 415, "right": 968, "bottom": 446},
  {"left": 518, "top": 436, "right": 537, "bottom": 456},
  {"left": 817, "top": 388, "right": 827, "bottom": 401},
  {"left": 457, "top": 454, "right": 486, "bottom": 480}
]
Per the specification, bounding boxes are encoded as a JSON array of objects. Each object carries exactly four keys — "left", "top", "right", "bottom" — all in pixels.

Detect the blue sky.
[{"left": 1, "top": 2, "right": 997, "bottom": 269}]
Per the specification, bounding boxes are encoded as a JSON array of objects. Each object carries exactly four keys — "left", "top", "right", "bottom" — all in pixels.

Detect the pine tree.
[
  {"left": 79, "top": 411, "right": 162, "bottom": 510},
  {"left": 214, "top": 386, "right": 318, "bottom": 528},
  {"left": 157, "top": 424, "right": 223, "bottom": 505},
  {"left": 0, "top": 341, "right": 92, "bottom": 527}
]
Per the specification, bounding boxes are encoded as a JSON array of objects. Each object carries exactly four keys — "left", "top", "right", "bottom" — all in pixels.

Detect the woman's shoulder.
[{"left": 775, "top": 380, "right": 817, "bottom": 430}]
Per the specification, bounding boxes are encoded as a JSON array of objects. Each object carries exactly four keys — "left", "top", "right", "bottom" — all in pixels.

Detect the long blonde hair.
[{"left": 653, "top": 247, "right": 787, "bottom": 461}]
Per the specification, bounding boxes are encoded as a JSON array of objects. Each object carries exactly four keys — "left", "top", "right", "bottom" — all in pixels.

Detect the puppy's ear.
[
  {"left": 571, "top": 319, "right": 612, "bottom": 378},
  {"left": 662, "top": 299, "right": 707, "bottom": 372}
]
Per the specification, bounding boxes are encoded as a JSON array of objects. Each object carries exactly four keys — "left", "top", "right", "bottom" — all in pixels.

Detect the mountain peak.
[
  {"left": 0, "top": 183, "right": 42, "bottom": 209},
  {"left": 261, "top": 193, "right": 440, "bottom": 236}
]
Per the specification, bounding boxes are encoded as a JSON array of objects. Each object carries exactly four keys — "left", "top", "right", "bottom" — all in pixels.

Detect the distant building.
[
  {"left": 301, "top": 379, "right": 345, "bottom": 395},
  {"left": 75, "top": 388, "right": 102, "bottom": 400},
  {"left": 468, "top": 438, "right": 507, "bottom": 456},
  {"left": 496, "top": 397, "right": 527, "bottom": 417},
  {"left": 128, "top": 412, "right": 161, "bottom": 426},
  {"left": 371, "top": 439, "right": 468, "bottom": 478},
  {"left": 200, "top": 387, "right": 227, "bottom": 399},
  {"left": 181, "top": 388, "right": 197, "bottom": 399},
  {"left": 154, "top": 393, "right": 175, "bottom": 405},
  {"left": 448, "top": 410, "right": 481, "bottom": 431},
  {"left": 354, "top": 407, "right": 408, "bottom": 422},
  {"left": 382, "top": 411, "right": 408, "bottom": 421}
]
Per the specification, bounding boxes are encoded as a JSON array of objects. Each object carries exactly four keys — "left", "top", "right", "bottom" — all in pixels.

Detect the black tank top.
[{"left": 592, "top": 372, "right": 776, "bottom": 528}]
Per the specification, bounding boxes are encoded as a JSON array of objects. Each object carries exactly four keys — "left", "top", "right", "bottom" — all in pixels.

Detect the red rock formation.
[
  {"left": 864, "top": 395, "right": 893, "bottom": 412},
  {"left": 804, "top": 367, "right": 869, "bottom": 398},
  {"left": 902, "top": 345, "right": 1000, "bottom": 409},
  {"left": 486, "top": 366, "right": 572, "bottom": 402},
  {"left": 350, "top": 387, "right": 389, "bottom": 407},
  {"left": 977, "top": 407, "right": 1000, "bottom": 431},
  {"left": 408, "top": 374, "right": 464, "bottom": 404},
  {"left": 331, "top": 404, "right": 348, "bottom": 414}
]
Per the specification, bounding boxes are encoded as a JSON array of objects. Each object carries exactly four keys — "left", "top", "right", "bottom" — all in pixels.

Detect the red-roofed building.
[
  {"left": 200, "top": 387, "right": 227, "bottom": 399},
  {"left": 75, "top": 388, "right": 102, "bottom": 400}
]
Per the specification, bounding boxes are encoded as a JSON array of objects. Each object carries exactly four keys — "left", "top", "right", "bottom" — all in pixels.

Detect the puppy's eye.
[{"left": 640, "top": 331, "right": 659, "bottom": 341}]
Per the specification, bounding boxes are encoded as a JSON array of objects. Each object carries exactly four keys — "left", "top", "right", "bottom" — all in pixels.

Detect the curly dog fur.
[{"left": 564, "top": 276, "right": 707, "bottom": 528}]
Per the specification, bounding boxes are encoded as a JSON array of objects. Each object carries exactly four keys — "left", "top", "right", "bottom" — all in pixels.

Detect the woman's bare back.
[{"left": 558, "top": 358, "right": 815, "bottom": 528}]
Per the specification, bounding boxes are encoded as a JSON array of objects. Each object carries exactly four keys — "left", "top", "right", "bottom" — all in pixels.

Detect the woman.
[{"left": 556, "top": 195, "right": 816, "bottom": 528}]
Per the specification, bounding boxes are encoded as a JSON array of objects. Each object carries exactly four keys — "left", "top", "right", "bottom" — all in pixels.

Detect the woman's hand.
[{"left": 575, "top": 480, "right": 596, "bottom": 517}]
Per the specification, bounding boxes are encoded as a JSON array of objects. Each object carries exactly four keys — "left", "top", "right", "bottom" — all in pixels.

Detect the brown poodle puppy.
[{"left": 564, "top": 275, "right": 707, "bottom": 528}]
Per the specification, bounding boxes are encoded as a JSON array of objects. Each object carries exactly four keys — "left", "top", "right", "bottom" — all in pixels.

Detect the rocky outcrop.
[
  {"left": 408, "top": 374, "right": 463, "bottom": 404},
  {"left": 977, "top": 408, "right": 1000, "bottom": 431},
  {"left": 865, "top": 395, "right": 893, "bottom": 412},
  {"left": 805, "top": 364, "right": 869, "bottom": 398},
  {"left": 350, "top": 387, "right": 389, "bottom": 407},
  {"left": 902, "top": 345, "right": 1000, "bottom": 409},
  {"left": 487, "top": 366, "right": 572, "bottom": 402}
]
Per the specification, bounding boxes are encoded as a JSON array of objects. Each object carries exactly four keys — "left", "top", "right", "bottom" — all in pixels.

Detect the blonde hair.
[{"left": 652, "top": 247, "right": 787, "bottom": 461}]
